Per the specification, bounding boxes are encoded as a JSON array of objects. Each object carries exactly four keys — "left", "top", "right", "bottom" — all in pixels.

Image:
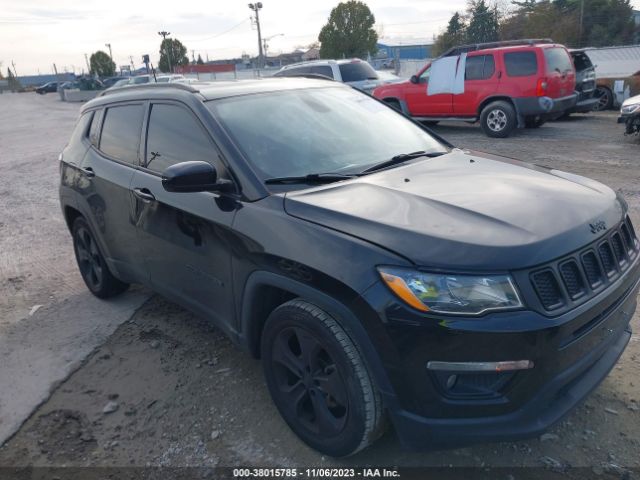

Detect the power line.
[{"left": 183, "top": 18, "right": 251, "bottom": 43}]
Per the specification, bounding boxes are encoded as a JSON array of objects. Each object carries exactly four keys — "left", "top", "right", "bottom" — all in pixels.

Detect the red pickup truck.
[{"left": 373, "top": 39, "right": 577, "bottom": 137}]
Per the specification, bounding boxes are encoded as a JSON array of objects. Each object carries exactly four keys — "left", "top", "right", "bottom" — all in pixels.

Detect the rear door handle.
[
  {"left": 133, "top": 187, "right": 156, "bottom": 203},
  {"left": 81, "top": 167, "right": 95, "bottom": 178}
]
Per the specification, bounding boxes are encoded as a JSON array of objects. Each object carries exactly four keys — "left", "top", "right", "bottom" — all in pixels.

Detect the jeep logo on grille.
[{"left": 590, "top": 220, "right": 606, "bottom": 234}]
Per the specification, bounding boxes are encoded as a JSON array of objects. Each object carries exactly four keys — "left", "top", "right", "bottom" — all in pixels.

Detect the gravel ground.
[{"left": 0, "top": 93, "right": 639, "bottom": 475}]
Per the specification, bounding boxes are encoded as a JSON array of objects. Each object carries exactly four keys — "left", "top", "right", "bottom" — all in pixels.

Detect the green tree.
[
  {"left": 159, "top": 38, "right": 189, "bottom": 73},
  {"left": 318, "top": 1, "right": 378, "bottom": 59},
  {"left": 466, "top": 0, "right": 499, "bottom": 43},
  {"left": 196, "top": 54, "right": 204, "bottom": 65},
  {"left": 89, "top": 51, "right": 115, "bottom": 77},
  {"left": 432, "top": 11, "right": 467, "bottom": 55},
  {"left": 6, "top": 67, "right": 22, "bottom": 91}
]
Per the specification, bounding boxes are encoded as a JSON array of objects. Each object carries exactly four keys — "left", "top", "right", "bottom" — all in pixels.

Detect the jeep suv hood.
[{"left": 284, "top": 150, "right": 623, "bottom": 270}]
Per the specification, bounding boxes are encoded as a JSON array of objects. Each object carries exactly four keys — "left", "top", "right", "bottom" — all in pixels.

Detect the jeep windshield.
[{"left": 207, "top": 86, "right": 448, "bottom": 184}]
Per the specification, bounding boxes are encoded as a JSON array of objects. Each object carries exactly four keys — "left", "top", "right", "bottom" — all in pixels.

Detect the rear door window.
[
  {"left": 338, "top": 62, "right": 378, "bottom": 82},
  {"left": 99, "top": 104, "right": 145, "bottom": 164},
  {"left": 504, "top": 51, "right": 538, "bottom": 77},
  {"left": 465, "top": 55, "right": 495, "bottom": 80},
  {"left": 310, "top": 65, "right": 334, "bottom": 79},
  {"left": 145, "top": 103, "right": 221, "bottom": 175},
  {"left": 277, "top": 66, "right": 311, "bottom": 77}
]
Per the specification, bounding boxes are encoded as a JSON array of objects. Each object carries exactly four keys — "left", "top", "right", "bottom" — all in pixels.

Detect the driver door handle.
[{"left": 133, "top": 187, "right": 156, "bottom": 203}]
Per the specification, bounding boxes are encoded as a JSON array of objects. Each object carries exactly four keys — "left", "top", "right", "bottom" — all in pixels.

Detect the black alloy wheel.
[{"left": 261, "top": 300, "right": 385, "bottom": 456}]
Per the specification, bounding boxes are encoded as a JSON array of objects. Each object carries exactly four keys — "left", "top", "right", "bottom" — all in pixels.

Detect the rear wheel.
[
  {"left": 480, "top": 101, "right": 516, "bottom": 138},
  {"left": 261, "top": 299, "right": 385, "bottom": 457},
  {"left": 593, "top": 86, "right": 613, "bottom": 111},
  {"left": 72, "top": 217, "right": 129, "bottom": 298}
]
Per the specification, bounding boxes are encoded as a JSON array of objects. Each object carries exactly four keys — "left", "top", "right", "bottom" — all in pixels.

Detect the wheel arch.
[
  {"left": 382, "top": 97, "right": 409, "bottom": 115},
  {"left": 64, "top": 205, "right": 83, "bottom": 232},
  {"left": 239, "top": 270, "right": 396, "bottom": 398},
  {"left": 477, "top": 95, "right": 516, "bottom": 117}
]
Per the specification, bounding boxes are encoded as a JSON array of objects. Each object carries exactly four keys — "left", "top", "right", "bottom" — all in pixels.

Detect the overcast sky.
[{"left": 2, "top": 0, "right": 639, "bottom": 76}]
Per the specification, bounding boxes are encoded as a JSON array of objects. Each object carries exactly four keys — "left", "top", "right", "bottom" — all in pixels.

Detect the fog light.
[{"left": 446, "top": 374, "right": 457, "bottom": 390}]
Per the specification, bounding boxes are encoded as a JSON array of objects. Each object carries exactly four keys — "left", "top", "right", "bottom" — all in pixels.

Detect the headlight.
[
  {"left": 378, "top": 267, "right": 523, "bottom": 315},
  {"left": 621, "top": 103, "right": 640, "bottom": 114}
]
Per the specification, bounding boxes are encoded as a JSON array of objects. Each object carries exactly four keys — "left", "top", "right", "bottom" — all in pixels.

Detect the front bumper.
[{"left": 358, "top": 252, "right": 639, "bottom": 450}]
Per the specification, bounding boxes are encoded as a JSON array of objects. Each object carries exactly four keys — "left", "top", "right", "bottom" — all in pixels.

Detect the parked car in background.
[
  {"left": 566, "top": 49, "right": 598, "bottom": 114},
  {"left": 102, "top": 76, "right": 130, "bottom": 89},
  {"left": 373, "top": 39, "right": 577, "bottom": 137},
  {"left": 156, "top": 74, "right": 186, "bottom": 83},
  {"left": 593, "top": 70, "right": 640, "bottom": 111},
  {"left": 107, "top": 79, "right": 130, "bottom": 90},
  {"left": 273, "top": 59, "right": 393, "bottom": 94},
  {"left": 59, "top": 79, "right": 639, "bottom": 456},
  {"left": 129, "top": 75, "right": 152, "bottom": 85},
  {"left": 35, "top": 82, "right": 58, "bottom": 94},
  {"left": 618, "top": 94, "right": 640, "bottom": 135}
]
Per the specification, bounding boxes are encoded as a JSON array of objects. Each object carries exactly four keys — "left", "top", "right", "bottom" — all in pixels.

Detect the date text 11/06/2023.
[{"left": 233, "top": 468, "right": 401, "bottom": 478}]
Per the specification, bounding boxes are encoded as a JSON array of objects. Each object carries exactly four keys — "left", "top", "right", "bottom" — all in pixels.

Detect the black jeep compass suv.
[{"left": 59, "top": 79, "right": 640, "bottom": 457}]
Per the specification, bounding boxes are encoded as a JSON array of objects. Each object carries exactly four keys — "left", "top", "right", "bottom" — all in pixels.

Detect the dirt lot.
[{"left": 0, "top": 93, "right": 639, "bottom": 475}]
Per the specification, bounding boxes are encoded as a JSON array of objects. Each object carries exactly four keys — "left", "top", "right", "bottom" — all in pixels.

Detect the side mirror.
[
  {"left": 162, "top": 161, "right": 233, "bottom": 193},
  {"left": 410, "top": 75, "right": 419, "bottom": 84}
]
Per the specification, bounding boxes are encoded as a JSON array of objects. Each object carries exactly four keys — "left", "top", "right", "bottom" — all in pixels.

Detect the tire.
[
  {"left": 261, "top": 299, "right": 385, "bottom": 457},
  {"left": 480, "top": 100, "right": 516, "bottom": 138},
  {"left": 524, "top": 116, "right": 545, "bottom": 128},
  {"left": 72, "top": 217, "right": 129, "bottom": 298},
  {"left": 593, "top": 86, "right": 613, "bottom": 111},
  {"left": 384, "top": 99, "right": 402, "bottom": 112}
]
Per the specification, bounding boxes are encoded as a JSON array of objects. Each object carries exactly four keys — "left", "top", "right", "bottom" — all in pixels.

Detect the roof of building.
[
  {"left": 377, "top": 38, "right": 433, "bottom": 47},
  {"left": 583, "top": 44, "right": 640, "bottom": 77}
]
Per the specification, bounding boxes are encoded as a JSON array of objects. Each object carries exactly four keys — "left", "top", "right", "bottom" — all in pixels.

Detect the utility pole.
[
  {"left": 263, "top": 33, "right": 283, "bottom": 61},
  {"left": 578, "top": 0, "right": 584, "bottom": 47},
  {"left": 248, "top": 3, "right": 264, "bottom": 69},
  {"left": 105, "top": 43, "right": 113, "bottom": 61},
  {"left": 84, "top": 53, "right": 91, "bottom": 74},
  {"left": 11, "top": 60, "right": 17, "bottom": 78},
  {"left": 191, "top": 49, "right": 196, "bottom": 64},
  {"left": 158, "top": 30, "right": 172, "bottom": 72}
]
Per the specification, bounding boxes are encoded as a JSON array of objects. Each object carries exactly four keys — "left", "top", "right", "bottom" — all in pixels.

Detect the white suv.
[{"left": 273, "top": 58, "right": 398, "bottom": 94}]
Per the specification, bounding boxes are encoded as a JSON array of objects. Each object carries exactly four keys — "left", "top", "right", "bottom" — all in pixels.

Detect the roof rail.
[
  {"left": 98, "top": 82, "right": 200, "bottom": 97},
  {"left": 440, "top": 38, "right": 554, "bottom": 57}
]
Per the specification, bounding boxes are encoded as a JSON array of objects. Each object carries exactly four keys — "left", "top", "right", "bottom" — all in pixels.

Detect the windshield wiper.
[
  {"left": 361, "top": 150, "right": 447, "bottom": 174},
  {"left": 265, "top": 173, "right": 358, "bottom": 185}
]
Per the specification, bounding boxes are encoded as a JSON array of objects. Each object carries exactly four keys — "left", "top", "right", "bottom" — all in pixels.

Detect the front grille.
[
  {"left": 599, "top": 242, "right": 616, "bottom": 275},
  {"left": 529, "top": 217, "right": 639, "bottom": 313},
  {"left": 532, "top": 270, "right": 564, "bottom": 310},
  {"left": 560, "top": 261, "right": 586, "bottom": 299},
  {"left": 581, "top": 251, "right": 603, "bottom": 288}
]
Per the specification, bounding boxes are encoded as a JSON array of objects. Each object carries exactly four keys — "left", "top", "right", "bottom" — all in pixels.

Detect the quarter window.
[
  {"left": 504, "top": 51, "right": 538, "bottom": 77},
  {"left": 69, "top": 111, "right": 94, "bottom": 146},
  {"left": 145, "top": 104, "right": 219, "bottom": 174},
  {"left": 99, "top": 104, "right": 144, "bottom": 164}
]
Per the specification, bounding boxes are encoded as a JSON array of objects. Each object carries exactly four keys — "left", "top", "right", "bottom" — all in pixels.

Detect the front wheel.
[
  {"left": 480, "top": 101, "right": 517, "bottom": 138},
  {"left": 261, "top": 300, "right": 385, "bottom": 457}
]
